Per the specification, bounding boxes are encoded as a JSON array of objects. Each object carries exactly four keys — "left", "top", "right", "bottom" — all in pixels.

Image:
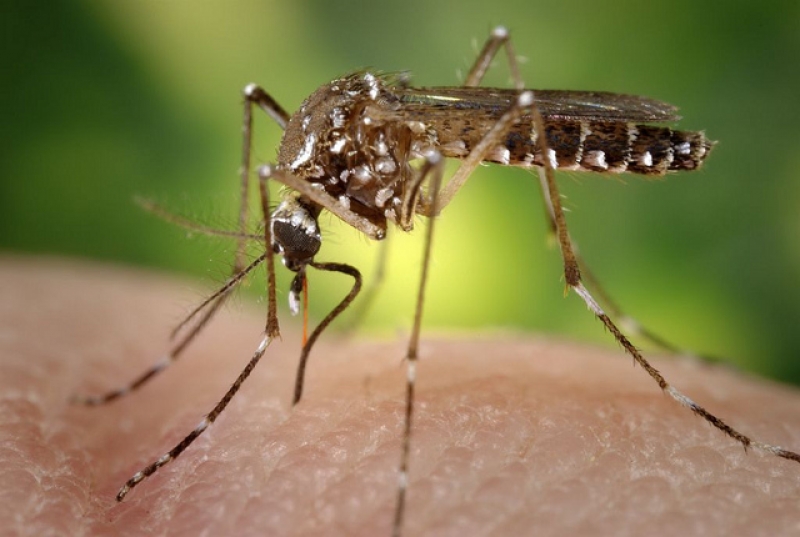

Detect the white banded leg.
[
  {"left": 116, "top": 334, "right": 274, "bottom": 501},
  {"left": 534, "top": 167, "right": 721, "bottom": 362},
  {"left": 530, "top": 96, "right": 800, "bottom": 465},
  {"left": 393, "top": 150, "right": 445, "bottom": 537},
  {"left": 74, "top": 85, "right": 289, "bottom": 406},
  {"left": 116, "top": 139, "right": 286, "bottom": 501}
]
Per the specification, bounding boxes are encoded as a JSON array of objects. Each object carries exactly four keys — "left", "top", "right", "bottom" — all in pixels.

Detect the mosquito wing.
[{"left": 391, "top": 86, "right": 681, "bottom": 123}]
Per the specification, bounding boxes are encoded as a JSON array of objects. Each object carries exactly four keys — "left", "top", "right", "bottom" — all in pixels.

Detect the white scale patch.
[
  {"left": 375, "top": 187, "right": 394, "bottom": 208},
  {"left": 575, "top": 121, "right": 591, "bottom": 167},
  {"left": 331, "top": 107, "right": 346, "bottom": 129},
  {"left": 289, "top": 290, "right": 300, "bottom": 316},
  {"left": 375, "top": 138, "right": 388, "bottom": 156},
  {"left": 574, "top": 283, "right": 605, "bottom": 316},
  {"left": 696, "top": 139, "right": 707, "bottom": 157},
  {"left": 243, "top": 83, "right": 258, "bottom": 97},
  {"left": 676, "top": 141, "right": 691, "bottom": 155},
  {"left": 639, "top": 151, "right": 653, "bottom": 167},
  {"left": 289, "top": 209, "right": 318, "bottom": 237},
  {"left": 364, "top": 73, "right": 380, "bottom": 100},
  {"left": 255, "top": 335, "right": 271, "bottom": 354},
  {"left": 584, "top": 150, "right": 608, "bottom": 170},
  {"left": 376, "top": 156, "right": 397, "bottom": 175},
  {"left": 664, "top": 145, "right": 675, "bottom": 167},
  {"left": 547, "top": 148, "right": 558, "bottom": 169},
  {"left": 330, "top": 137, "right": 346, "bottom": 154},
  {"left": 407, "top": 121, "right": 427, "bottom": 134},
  {"left": 290, "top": 133, "right": 316, "bottom": 170},
  {"left": 489, "top": 147, "right": 510, "bottom": 165},
  {"left": 353, "top": 164, "right": 371, "bottom": 182},
  {"left": 441, "top": 140, "right": 467, "bottom": 156},
  {"left": 492, "top": 26, "right": 509, "bottom": 39},
  {"left": 194, "top": 417, "right": 210, "bottom": 434}
]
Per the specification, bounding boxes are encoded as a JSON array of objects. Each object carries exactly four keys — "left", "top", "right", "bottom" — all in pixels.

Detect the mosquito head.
[{"left": 270, "top": 197, "right": 321, "bottom": 272}]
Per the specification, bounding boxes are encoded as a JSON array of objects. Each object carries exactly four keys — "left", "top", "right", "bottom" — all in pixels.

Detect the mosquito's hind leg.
[
  {"left": 463, "top": 26, "right": 524, "bottom": 90},
  {"left": 464, "top": 28, "right": 717, "bottom": 364},
  {"left": 533, "top": 168, "right": 721, "bottom": 363},
  {"left": 528, "top": 103, "right": 800, "bottom": 464}
]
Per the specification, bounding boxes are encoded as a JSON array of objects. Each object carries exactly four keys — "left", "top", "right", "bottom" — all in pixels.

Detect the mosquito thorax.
[
  {"left": 277, "top": 72, "right": 427, "bottom": 231},
  {"left": 270, "top": 197, "right": 321, "bottom": 272}
]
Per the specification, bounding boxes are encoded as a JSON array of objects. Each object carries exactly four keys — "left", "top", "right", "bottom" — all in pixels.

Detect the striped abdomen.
[{"left": 439, "top": 119, "right": 714, "bottom": 176}]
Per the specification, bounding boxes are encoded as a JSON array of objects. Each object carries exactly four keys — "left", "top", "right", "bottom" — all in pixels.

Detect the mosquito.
[{"left": 75, "top": 26, "right": 800, "bottom": 536}]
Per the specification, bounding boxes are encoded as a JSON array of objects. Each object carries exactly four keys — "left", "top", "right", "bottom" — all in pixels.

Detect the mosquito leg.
[
  {"left": 237, "top": 84, "right": 289, "bottom": 266},
  {"left": 534, "top": 169, "right": 716, "bottom": 361},
  {"left": 393, "top": 151, "right": 445, "bottom": 537},
  {"left": 174, "top": 85, "right": 288, "bottom": 339},
  {"left": 169, "top": 254, "right": 268, "bottom": 340},
  {"left": 258, "top": 164, "right": 387, "bottom": 240},
  {"left": 420, "top": 91, "right": 535, "bottom": 215},
  {"left": 73, "top": 254, "right": 267, "bottom": 406},
  {"left": 529, "top": 103, "right": 800, "bottom": 464},
  {"left": 117, "top": 152, "right": 284, "bottom": 501},
  {"left": 256, "top": 166, "right": 282, "bottom": 340},
  {"left": 464, "top": 28, "right": 709, "bottom": 362},
  {"left": 115, "top": 332, "right": 274, "bottom": 501},
  {"left": 168, "top": 84, "right": 288, "bottom": 341},
  {"left": 75, "top": 87, "right": 288, "bottom": 406},
  {"left": 464, "top": 26, "right": 523, "bottom": 90},
  {"left": 243, "top": 83, "right": 290, "bottom": 131}
]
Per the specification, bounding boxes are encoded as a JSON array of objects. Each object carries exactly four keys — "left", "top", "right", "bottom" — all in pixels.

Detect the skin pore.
[{"left": 2, "top": 256, "right": 799, "bottom": 537}]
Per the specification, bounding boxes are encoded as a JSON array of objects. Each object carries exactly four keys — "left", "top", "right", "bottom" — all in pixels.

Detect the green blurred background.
[{"left": 2, "top": 1, "right": 799, "bottom": 383}]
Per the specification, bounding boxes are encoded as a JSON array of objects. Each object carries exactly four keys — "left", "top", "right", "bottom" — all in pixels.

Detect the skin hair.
[{"left": 2, "top": 256, "right": 799, "bottom": 536}]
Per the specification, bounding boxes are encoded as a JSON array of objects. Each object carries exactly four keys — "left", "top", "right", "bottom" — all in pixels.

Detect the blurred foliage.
[{"left": 1, "top": 1, "right": 799, "bottom": 383}]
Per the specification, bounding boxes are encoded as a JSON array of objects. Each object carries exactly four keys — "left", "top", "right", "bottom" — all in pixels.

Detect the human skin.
[{"left": 1, "top": 256, "right": 799, "bottom": 537}]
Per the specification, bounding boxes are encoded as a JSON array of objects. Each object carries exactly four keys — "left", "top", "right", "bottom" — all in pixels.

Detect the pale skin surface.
[{"left": 2, "top": 256, "right": 799, "bottom": 537}]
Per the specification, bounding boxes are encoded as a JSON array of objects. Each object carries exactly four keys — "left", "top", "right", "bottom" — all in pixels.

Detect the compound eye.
[
  {"left": 273, "top": 220, "right": 320, "bottom": 263},
  {"left": 271, "top": 199, "right": 321, "bottom": 270}
]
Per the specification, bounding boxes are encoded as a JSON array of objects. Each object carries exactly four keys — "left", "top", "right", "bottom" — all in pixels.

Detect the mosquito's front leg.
[
  {"left": 258, "top": 164, "right": 386, "bottom": 240},
  {"left": 239, "top": 84, "right": 291, "bottom": 264},
  {"left": 115, "top": 162, "right": 285, "bottom": 501},
  {"left": 73, "top": 86, "right": 289, "bottom": 406}
]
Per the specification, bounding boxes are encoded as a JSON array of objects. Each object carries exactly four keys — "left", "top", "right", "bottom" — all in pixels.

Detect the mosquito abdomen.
[{"left": 438, "top": 119, "right": 714, "bottom": 176}]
